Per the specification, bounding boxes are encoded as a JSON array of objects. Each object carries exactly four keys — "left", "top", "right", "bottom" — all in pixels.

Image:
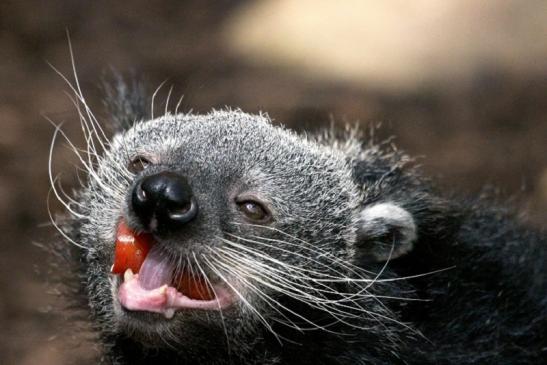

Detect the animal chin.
[{"left": 112, "top": 220, "right": 234, "bottom": 319}]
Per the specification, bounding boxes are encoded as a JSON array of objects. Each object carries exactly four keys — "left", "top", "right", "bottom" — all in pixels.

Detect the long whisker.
[
  {"left": 208, "top": 253, "right": 340, "bottom": 334},
  {"left": 229, "top": 226, "right": 454, "bottom": 285},
  {"left": 226, "top": 232, "right": 373, "bottom": 282},
  {"left": 66, "top": 31, "right": 110, "bottom": 149},
  {"left": 150, "top": 80, "right": 168, "bottom": 120},
  {"left": 48, "top": 125, "right": 86, "bottom": 219},
  {"left": 232, "top": 222, "right": 378, "bottom": 275},
  {"left": 201, "top": 255, "right": 282, "bottom": 343},
  {"left": 46, "top": 186, "right": 88, "bottom": 250},
  {"left": 207, "top": 255, "right": 311, "bottom": 337},
  {"left": 164, "top": 85, "right": 174, "bottom": 116},
  {"left": 174, "top": 94, "right": 184, "bottom": 116},
  {"left": 219, "top": 236, "right": 354, "bottom": 282},
  {"left": 212, "top": 233, "right": 438, "bottom": 339},
  {"left": 213, "top": 250, "right": 364, "bottom": 322},
  {"left": 209, "top": 249, "right": 414, "bottom": 335},
  {"left": 193, "top": 253, "right": 232, "bottom": 357}
]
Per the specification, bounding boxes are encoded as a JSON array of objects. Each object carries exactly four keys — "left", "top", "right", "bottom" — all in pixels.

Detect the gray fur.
[
  {"left": 57, "top": 109, "right": 423, "bottom": 362},
  {"left": 51, "top": 102, "right": 546, "bottom": 364}
]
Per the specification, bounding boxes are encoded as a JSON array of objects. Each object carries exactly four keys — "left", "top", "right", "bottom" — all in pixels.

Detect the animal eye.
[
  {"left": 237, "top": 200, "right": 271, "bottom": 223},
  {"left": 128, "top": 156, "right": 152, "bottom": 174}
]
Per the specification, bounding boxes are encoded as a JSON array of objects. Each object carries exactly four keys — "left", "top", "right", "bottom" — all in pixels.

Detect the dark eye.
[
  {"left": 237, "top": 200, "right": 271, "bottom": 223},
  {"left": 128, "top": 156, "right": 151, "bottom": 174}
]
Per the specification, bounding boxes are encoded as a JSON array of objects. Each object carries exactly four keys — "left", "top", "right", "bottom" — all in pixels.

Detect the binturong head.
[{"left": 56, "top": 107, "right": 434, "bottom": 363}]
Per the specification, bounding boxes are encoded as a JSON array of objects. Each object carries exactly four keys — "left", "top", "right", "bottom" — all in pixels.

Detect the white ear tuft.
[{"left": 357, "top": 202, "right": 417, "bottom": 261}]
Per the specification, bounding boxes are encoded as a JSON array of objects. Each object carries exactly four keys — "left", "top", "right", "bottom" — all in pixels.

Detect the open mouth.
[{"left": 112, "top": 220, "right": 234, "bottom": 319}]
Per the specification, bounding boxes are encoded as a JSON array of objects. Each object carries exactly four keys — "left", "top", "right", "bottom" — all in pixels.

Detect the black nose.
[{"left": 131, "top": 172, "right": 198, "bottom": 232}]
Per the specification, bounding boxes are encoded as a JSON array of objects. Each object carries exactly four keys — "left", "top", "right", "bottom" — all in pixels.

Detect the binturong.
[{"left": 48, "top": 75, "right": 546, "bottom": 365}]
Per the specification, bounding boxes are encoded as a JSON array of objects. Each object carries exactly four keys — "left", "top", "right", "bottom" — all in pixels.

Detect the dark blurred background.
[{"left": 0, "top": 1, "right": 545, "bottom": 364}]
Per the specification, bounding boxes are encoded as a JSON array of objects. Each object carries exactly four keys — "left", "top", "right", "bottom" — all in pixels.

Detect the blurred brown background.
[{"left": 0, "top": 1, "right": 545, "bottom": 364}]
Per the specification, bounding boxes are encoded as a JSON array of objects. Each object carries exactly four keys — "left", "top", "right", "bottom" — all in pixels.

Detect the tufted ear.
[
  {"left": 101, "top": 71, "right": 150, "bottom": 132},
  {"left": 356, "top": 202, "right": 417, "bottom": 262}
]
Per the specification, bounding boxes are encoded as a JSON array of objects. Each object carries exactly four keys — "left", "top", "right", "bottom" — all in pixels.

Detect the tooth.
[
  {"left": 159, "top": 284, "right": 168, "bottom": 294},
  {"left": 164, "top": 308, "right": 175, "bottom": 319},
  {"left": 124, "top": 269, "right": 134, "bottom": 282}
]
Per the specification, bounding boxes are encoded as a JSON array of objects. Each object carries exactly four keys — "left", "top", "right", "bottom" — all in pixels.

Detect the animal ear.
[
  {"left": 100, "top": 71, "right": 150, "bottom": 132},
  {"left": 355, "top": 202, "right": 417, "bottom": 262}
]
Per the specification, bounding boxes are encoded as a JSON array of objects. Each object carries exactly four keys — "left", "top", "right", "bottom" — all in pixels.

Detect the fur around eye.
[
  {"left": 128, "top": 156, "right": 152, "bottom": 174},
  {"left": 236, "top": 200, "right": 272, "bottom": 223}
]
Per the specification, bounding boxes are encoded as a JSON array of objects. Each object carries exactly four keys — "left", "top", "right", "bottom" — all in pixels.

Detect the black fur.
[
  {"left": 355, "top": 147, "right": 547, "bottom": 364},
  {"left": 56, "top": 79, "right": 546, "bottom": 365},
  {"left": 100, "top": 71, "right": 150, "bottom": 132}
]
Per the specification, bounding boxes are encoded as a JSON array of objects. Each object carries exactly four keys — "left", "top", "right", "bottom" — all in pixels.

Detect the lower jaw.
[
  {"left": 113, "top": 312, "right": 239, "bottom": 357},
  {"left": 114, "top": 272, "right": 235, "bottom": 319},
  {"left": 114, "top": 302, "right": 233, "bottom": 345}
]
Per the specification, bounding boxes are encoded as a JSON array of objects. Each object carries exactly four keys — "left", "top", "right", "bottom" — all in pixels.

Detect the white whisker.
[
  {"left": 150, "top": 80, "right": 167, "bottom": 120},
  {"left": 164, "top": 85, "right": 174, "bottom": 116},
  {"left": 201, "top": 255, "right": 282, "bottom": 343}
]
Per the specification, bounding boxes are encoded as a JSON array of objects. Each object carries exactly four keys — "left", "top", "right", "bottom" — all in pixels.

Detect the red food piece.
[
  {"left": 111, "top": 221, "right": 153, "bottom": 274},
  {"left": 175, "top": 273, "right": 215, "bottom": 301}
]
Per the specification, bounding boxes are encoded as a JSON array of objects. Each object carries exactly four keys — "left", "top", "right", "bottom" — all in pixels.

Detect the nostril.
[
  {"left": 168, "top": 203, "right": 191, "bottom": 218},
  {"left": 135, "top": 182, "right": 148, "bottom": 203},
  {"left": 131, "top": 172, "right": 198, "bottom": 231},
  {"left": 167, "top": 197, "right": 198, "bottom": 223}
]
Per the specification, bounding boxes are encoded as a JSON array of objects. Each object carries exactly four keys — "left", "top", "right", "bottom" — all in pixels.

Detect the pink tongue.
[{"left": 138, "top": 245, "right": 173, "bottom": 290}]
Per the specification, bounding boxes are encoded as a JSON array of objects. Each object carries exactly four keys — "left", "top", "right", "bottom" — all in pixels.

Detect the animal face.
[
  {"left": 49, "top": 76, "right": 546, "bottom": 365},
  {"left": 72, "top": 111, "right": 398, "bottom": 349}
]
